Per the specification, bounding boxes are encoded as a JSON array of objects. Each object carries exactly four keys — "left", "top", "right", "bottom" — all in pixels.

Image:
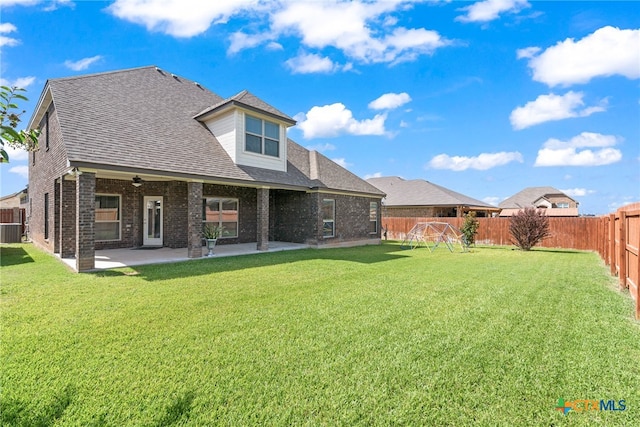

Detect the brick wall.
[
  {"left": 28, "top": 102, "right": 73, "bottom": 253},
  {"left": 202, "top": 183, "right": 257, "bottom": 244}
]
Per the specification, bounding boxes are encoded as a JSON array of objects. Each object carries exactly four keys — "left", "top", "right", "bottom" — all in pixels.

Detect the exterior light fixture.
[{"left": 132, "top": 175, "right": 143, "bottom": 187}]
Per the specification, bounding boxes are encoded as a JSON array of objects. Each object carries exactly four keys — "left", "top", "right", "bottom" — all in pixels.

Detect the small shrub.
[
  {"left": 509, "top": 207, "right": 551, "bottom": 250},
  {"left": 460, "top": 212, "right": 479, "bottom": 247}
]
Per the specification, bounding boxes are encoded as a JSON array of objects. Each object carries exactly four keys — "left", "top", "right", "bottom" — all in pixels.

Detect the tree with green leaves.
[
  {"left": 460, "top": 211, "right": 480, "bottom": 248},
  {"left": 1, "top": 86, "right": 39, "bottom": 163}
]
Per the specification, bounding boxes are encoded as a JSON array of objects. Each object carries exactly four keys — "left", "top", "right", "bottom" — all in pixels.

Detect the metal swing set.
[{"left": 400, "top": 222, "right": 467, "bottom": 252}]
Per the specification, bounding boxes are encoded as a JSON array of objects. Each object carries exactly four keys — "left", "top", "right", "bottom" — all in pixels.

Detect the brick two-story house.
[{"left": 27, "top": 66, "right": 384, "bottom": 271}]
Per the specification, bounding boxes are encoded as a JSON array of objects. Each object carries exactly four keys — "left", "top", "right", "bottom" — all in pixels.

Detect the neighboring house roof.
[
  {"left": 366, "top": 176, "right": 497, "bottom": 209},
  {"left": 498, "top": 186, "right": 579, "bottom": 216},
  {"left": 32, "top": 66, "right": 382, "bottom": 197},
  {"left": 498, "top": 186, "right": 577, "bottom": 209},
  {"left": 0, "top": 188, "right": 27, "bottom": 208}
]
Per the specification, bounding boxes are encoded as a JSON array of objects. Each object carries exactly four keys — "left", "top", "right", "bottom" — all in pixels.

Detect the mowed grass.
[{"left": 1, "top": 242, "right": 639, "bottom": 426}]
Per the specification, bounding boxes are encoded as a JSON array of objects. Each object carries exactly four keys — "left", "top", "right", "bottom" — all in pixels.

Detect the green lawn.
[{"left": 1, "top": 242, "right": 639, "bottom": 426}]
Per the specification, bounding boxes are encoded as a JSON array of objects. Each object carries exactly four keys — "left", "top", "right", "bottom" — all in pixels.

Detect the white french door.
[{"left": 143, "top": 196, "right": 163, "bottom": 246}]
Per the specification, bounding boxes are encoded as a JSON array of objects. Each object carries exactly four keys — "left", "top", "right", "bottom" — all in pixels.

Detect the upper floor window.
[
  {"left": 556, "top": 202, "right": 569, "bottom": 208},
  {"left": 245, "top": 114, "right": 279, "bottom": 157}
]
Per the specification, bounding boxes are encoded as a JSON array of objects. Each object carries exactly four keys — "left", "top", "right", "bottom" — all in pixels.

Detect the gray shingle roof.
[
  {"left": 366, "top": 176, "right": 496, "bottom": 208},
  {"left": 195, "top": 90, "right": 296, "bottom": 125},
  {"left": 498, "top": 186, "right": 575, "bottom": 209},
  {"left": 42, "top": 66, "right": 380, "bottom": 196}
]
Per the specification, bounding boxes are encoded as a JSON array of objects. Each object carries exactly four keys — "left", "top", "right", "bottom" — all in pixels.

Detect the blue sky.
[{"left": 1, "top": 0, "right": 638, "bottom": 214}]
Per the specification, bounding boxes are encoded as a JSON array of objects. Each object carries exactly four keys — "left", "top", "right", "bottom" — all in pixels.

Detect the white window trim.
[
  {"left": 369, "top": 202, "right": 378, "bottom": 234},
  {"left": 95, "top": 193, "right": 121, "bottom": 242},
  {"left": 322, "top": 199, "right": 335, "bottom": 238},
  {"left": 244, "top": 113, "right": 281, "bottom": 158},
  {"left": 202, "top": 196, "right": 239, "bottom": 239}
]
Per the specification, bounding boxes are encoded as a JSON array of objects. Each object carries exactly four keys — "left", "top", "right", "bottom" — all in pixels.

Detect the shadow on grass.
[
  {"left": 94, "top": 243, "right": 410, "bottom": 282},
  {"left": 0, "top": 384, "right": 75, "bottom": 427},
  {"left": 0, "top": 246, "right": 35, "bottom": 267},
  {"left": 152, "top": 391, "right": 195, "bottom": 427}
]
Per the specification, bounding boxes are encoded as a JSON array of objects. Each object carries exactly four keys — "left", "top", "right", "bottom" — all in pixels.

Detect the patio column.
[
  {"left": 76, "top": 171, "right": 95, "bottom": 272},
  {"left": 60, "top": 176, "right": 76, "bottom": 258},
  {"left": 187, "top": 181, "right": 203, "bottom": 258},
  {"left": 257, "top": 187, "right": 269, "bottom": 251}
]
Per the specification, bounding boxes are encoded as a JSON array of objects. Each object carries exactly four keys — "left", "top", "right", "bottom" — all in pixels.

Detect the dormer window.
[{"left": 245, "top": 114, "right": 279, "bottom": 157}]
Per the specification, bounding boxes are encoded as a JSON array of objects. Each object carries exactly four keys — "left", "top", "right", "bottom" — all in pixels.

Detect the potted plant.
[{"left": 203, "top": 224, "right": 224, "bottom": 256}]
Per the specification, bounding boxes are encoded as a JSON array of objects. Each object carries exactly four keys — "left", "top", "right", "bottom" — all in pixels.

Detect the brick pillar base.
[
  {"left": 76, "top": 172, "right": 95, "bottom": 271},
  {"left": 187, "top": 182, "right": 203, "bottom": 258},
  {"left": 257, "top": 188, "right": 269, "bottom": 251}
]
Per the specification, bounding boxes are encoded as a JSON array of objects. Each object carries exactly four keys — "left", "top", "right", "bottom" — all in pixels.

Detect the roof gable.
[
  {"left": 194, "top": 89, "right": 296, "bottom": 125},
  {"left": 29, "top": 65, "right": 379, "bottom": 197},
  {"left": 499, "top": 186, "right": 576, "bottom": 209},
  {"left": 367, "top": 176, "right": 496, "bottom": 208}
]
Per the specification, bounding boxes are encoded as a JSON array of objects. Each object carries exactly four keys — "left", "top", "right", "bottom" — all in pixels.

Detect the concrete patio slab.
[{"left": 60, "top": 241, "right": 310, "bottom": 271}]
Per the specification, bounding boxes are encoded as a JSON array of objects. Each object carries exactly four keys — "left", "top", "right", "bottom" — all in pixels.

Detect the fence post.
[
  {"left": 609, "top": 213, "right": 616, "bottom": 275},
  {"left": 619, "top": 211, "right": 627, "bottom": 290}
]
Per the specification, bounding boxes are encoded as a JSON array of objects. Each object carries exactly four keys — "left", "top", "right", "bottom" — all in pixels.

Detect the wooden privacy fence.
[
  {"left": 382, "top": 203, "right": 640, "bottom": 319},
  {"left": 382, "top": 216, "right": 602, "bottom": 251},
  {"left": 0, "top": 208, "right": 26, "bottom": 231},
  {"left": 599, "top": 203, "right": 640, "bottom": 320}
]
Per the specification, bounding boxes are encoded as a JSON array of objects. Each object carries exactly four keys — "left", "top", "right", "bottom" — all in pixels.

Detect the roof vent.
[
  {"left": 155, "top": 67, "right": 165, "bottom": 75},
  {"left": 171, "top": 73, "right": 180, "bottom": 81}
]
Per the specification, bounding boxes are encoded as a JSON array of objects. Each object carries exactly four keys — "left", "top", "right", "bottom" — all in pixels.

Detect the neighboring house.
[
  {"left": 366, "top": 176, "right": 499, "bottom": 218},
  {"left": 499, "top": 186, "right": 579, "bottom": 217},
  {"left": 27, "top": 66, "right": 384, "bottom": 271},
  {"left": 0, "top": 188, "right": 27, "bottom": 209}
]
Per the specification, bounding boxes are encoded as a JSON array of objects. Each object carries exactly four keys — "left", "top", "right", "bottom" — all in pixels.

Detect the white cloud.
[
  {"left": 331, "top": 157, "right": 352, "bottom": 168},
  {"left": 0, "top": 0, "right": 39, "bottom": 6},
  {"left": 285, "top": 53, "right": 339, "bottom": 74},
  {"left": 3, "top": 145, "right": 29, "bottom": 161},
  {"left": 0, "top": 0, "right": 73, "bottom": 10},
  {"left": 456, "top": 0, "right": 530, "bottom": 23},
  {"left": 306, "top": 143, "right": 336, "bottom": 152},
  {"left": 561, "top": 188, "right": 595, "bottom": 197},
  {"left": 107, "top": 0, "right": 252, "bottom": 38},
  {"left": 9, "top": 165, "right": 29, "bottom": 179},
  {"left": 368, "top": 92, "right": 411, "bottom": 110},
  {"left": 296, "top": 103, "right": 387, "bottom": 139},
  {"left": 364, "top": 172, "right": 383, "bottom": 179},
  {"left": 510, "top": 91, "right": 606, "bottom": 130},
  {"left": 64, "top": 55, "right": 103, "bottom": 71},
  {"left": 107, "top": 0, "right": 451, "bottom": 67},
  {"left": 0, "top": 23, "right": 17, "bottom": 33},
  {"left": 0, "top": 22, "right": 19, "bottom": 47},
  {"left": 520, "top": 26, "right": 640, "bottom": 86},
  {"left": 428, "top": 151, "right": 523, "bottom": 171},
  {"left": 482, "top": 196, "right": 501, "bottom": 206},
  {"left": 0, "top": 76, "right": 36, "bottom": 88},
  {"left": 534, "top": 132, "right": 623, "bottom": 167}
]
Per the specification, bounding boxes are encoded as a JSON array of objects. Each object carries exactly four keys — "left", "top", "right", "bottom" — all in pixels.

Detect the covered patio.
[{"left": 60, "top": 241, "right": 309, "bottom": 271}]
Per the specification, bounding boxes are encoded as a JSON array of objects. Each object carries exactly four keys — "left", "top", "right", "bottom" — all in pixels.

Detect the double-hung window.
[
  {"left": 203, "top": 197, "right": 238, "bottom": 238},
  {"left": 322, "top": 199, "right": 335, "bottom": 238},
  {"left": 245, "top": 114, "right": 280, "bottom": 157},
  {"left": 95, "top": 195, "right": 121, "bottom": 241},
  {"left": 369, "top": 202, "right": 378, "bottom": 233}
]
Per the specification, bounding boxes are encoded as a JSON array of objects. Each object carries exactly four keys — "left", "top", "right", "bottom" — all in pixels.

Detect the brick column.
[
  {"left": 76, "top": 172, "right": 95, "bottom": 272},
  {"left": 257, "top": 188, "right": 269, "bottom": 251},
  {"left": 187, "top": 181, "right": 203, "bottom": 258},
  {"left": 54, "top": 180, "right": 60, "bottom": 253},
  {"left": 60, "top": 177, "right": 76, "bottom": 258}
]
